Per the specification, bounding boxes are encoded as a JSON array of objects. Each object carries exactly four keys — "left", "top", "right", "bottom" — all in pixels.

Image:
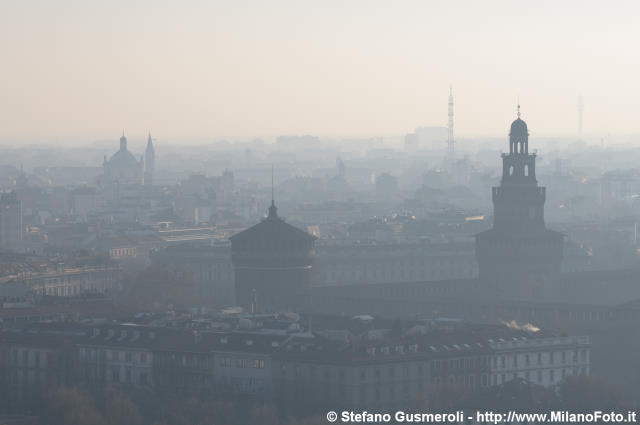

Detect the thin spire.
[
  {"left": 517, "top": 97, "right": 521, "bottom": 118},
  {"left": 447, "top": 84, "right": 454, "bottom": 157},
  {"left": 268, "top": 165, "right": 277, "bottom": 219}
]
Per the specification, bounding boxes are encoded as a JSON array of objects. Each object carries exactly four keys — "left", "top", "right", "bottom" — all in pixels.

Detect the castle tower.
[
  {"left": 229, "top": 200, "right": 316, "bottom": 312},
  {"left": 145, "top": 132, "right": 155, "bottom": 185},
  {"left": 475, "top": 106, "right": 564, "bottom": 300}
]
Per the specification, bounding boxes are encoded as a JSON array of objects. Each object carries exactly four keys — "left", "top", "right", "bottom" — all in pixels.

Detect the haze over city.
[
  {"left": 2, "top": 0, "right": 640, "bottom": 143},
  {"left": 3, "top": 2, "right": 640, "bottom": 425}
]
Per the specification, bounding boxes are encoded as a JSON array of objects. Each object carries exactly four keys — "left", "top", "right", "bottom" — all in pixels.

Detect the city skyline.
[{"left": 2, "top": 2, "right": 639, "bottom": 424}]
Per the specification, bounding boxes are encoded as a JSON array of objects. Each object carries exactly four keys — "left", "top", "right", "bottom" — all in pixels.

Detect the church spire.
[
  {"left": 447, "top": 84, "right": 454, "bottom": 157},
  {"left": 267, "top": 165, "right": 278, "bottom": 219},
  {"left": 119, "top": 131, "right": 127, "bottom": 151},
  {"left": 146, "top": 132, "right": 154, "bottom": 152},
  {"left": 144, "top": 132, "right": 156, "bottom": 186}
]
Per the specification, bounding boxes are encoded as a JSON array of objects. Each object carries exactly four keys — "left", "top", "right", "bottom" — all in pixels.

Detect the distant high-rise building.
[
  {"left": 405, "top": 127, "right": 449, "bottom": 152},
  {"left": 0, "top": 191, "right": 23, "bottom": 248},
  {"left": 145, "top": 132, "right": 155, "bottom": 185},
  {"left": 230, "top": 200, "right": 316, "bottom": 312},
  {"left": 475, "top": 106, "right": 563, "bottom": 300},
  {"left": 103, "top": 133, "right": 144, "bottom": 185}
]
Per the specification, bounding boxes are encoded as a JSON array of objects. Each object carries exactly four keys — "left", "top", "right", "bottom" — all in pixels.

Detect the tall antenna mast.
[{"left": 447, "top": 85, "right": 455, "bottom": 158}]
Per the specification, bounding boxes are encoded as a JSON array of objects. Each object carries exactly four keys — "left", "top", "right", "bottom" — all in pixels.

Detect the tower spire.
[
  {"left": 517, "top": 97, "right": 521, "bottom": 118},
  {"left": 268, "top": 165, "right": 278, "bottom": 219},
  {"left": 144, "top": 131, "right": 155, "bottom": 186},
  {"left": 447, "top": 84, "right": 454, "bottom": 157},
  {"left": 119, "top": 131, "right": 127, "bottom": 151}
]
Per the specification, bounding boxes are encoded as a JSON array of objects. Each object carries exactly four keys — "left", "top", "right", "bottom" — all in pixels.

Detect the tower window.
[
  {"left": 509, "top": 166, "right": 514, "bottom": 176},
  {"left": 524, "top": 164, "right": 529, "bottom": 177}
]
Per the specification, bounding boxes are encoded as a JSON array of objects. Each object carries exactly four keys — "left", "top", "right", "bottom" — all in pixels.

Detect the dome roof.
[
  {"left": 509, "top": 117, "right": 528, "bottom": 137},
  {"left": 230, "top": 203, "right": 316, "bottom": 245},
  {"left": 108, "top": 148, "right": 139, "bottom": 169}
]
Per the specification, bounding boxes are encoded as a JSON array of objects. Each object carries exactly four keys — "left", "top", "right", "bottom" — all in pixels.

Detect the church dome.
[
  {"left": 509, "top": 117, "right": 528, "bottom": 137},
  {"left": 108, "top": 148, "right": 139, "bottom": 169},
  {"left": 103, "top": 133, "right": 143, "bottom": 185}
]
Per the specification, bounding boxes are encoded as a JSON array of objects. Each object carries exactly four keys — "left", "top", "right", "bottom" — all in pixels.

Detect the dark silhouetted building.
[
  {"left": 475, "top": 108, "right": 563, "bottom": 300},
  {"left": 144, "top": 132, "right": 155, "bottom": 185},
  {"left": 102, "top": 133, "right": 144, "bottom": 185},
  {"left": 230, "top": 201, "right": 316, "bottom": 312}
]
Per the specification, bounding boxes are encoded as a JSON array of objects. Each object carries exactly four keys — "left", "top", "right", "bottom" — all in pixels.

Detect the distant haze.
[{"left": 1, "top": 0, "right": 639, "bottom": 143}]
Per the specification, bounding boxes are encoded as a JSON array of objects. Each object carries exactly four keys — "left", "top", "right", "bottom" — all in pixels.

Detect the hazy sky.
[{"left": 1, "top": 0, "right": 639, "bottom": 143}]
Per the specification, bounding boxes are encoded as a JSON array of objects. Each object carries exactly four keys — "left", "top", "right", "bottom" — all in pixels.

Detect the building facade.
[{"left": 0, "top": 321, "right": 591, "bottom": 416}]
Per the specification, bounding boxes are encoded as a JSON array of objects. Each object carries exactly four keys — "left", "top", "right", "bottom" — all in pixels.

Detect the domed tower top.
[
  {"left": 119, "top": 131, "right": 128, "bottom": 151},
  {"left": 509, "top": 104, "right": 529, "bottom": 154}
]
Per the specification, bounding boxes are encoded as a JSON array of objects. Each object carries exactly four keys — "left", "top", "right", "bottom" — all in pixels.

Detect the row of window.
[
  {"left": 432, "top": 373, "right": 488, "bottom": 388},
  {"left": 433, "top": 357, "right": 489, "bottom": 371},
  {"left": 43, "top": 284, "right": 110, "bottom": 296},
  {"left": 7, "top": 349, "right": 52, "bottom": 367},
  {"left": 109, "top": 366, "right": 149, "bottom": 385},
  {"left": 317, "top": 265, "right": 475, "bottom": 282},
  {"left": 220, "top": 357, "right": 265, "bottom": 369},
  {"left": 282, "top": 363, "right": 427, "bottom": 381},
  {"left": 157, "top": 352, "right": 210, "bottom": 368},
  {"left": 494, "top": 367, "right": 587, "bottom": 385},
  {"left": 110, "top": 247, "right": 135, "bottom": 258},
  {"left": 79, "top": 348, "right": 149, "bottom": 364},
  {"left": 494, "top": 349, "right": 588, "bottom": 369}
]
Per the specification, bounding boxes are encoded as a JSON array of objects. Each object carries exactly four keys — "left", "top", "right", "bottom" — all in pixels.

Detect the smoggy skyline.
[{"left": 1, "top": 0, "right": 639, "bottom": 143}]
